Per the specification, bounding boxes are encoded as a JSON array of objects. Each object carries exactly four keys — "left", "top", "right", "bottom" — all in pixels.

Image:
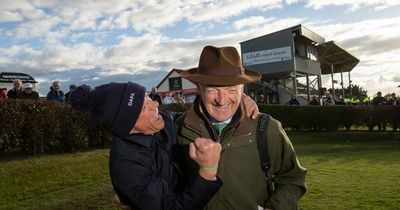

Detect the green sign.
[{"left": 169, "top": 77, "right": 182, "bottom": 91}]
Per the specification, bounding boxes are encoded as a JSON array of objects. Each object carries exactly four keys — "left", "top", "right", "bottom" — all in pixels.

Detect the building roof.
[
  {"left": 240, "top": 24, "right": 325, "bottom": 45},
  {"left": 155, "top": 68, "right": 185, "bottom": 89},
  {"left": 317, "top": 41, "right": 360, "bottom": 74},
  {"left": 0, "top": 72, "right": 38, "bottom": 83}
]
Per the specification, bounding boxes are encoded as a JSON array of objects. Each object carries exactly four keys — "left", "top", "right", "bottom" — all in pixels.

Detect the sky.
[{"left": 1, "top": 0, "right": 400, "bottom": 97}]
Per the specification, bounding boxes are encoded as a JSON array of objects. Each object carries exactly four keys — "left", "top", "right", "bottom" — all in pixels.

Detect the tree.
[{"left": 329, "top": 84, "right": 368, "bottom": 99}]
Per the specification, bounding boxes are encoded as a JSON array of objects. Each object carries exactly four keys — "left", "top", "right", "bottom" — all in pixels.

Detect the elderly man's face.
[
  {"left": 199, "top": 84, "right": 243, "bottom": 122},
  {"left": 131, "top": 96, "right": 165, "bottom": 135},
  {"left": 14, "top": 81, "right": 21, "bottom": 89},
  {"left": 53, "top": 84, "right": 60, "bottom": 92}
]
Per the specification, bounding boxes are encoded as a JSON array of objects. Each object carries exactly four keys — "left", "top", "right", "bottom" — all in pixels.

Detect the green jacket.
[{"left": 175, "top": 98, "right": 307, "bottom": 210}]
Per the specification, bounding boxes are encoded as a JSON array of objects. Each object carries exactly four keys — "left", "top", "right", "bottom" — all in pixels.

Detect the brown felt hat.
[{"left": 180, "top": 45, "right": 261, "bottom": 85}]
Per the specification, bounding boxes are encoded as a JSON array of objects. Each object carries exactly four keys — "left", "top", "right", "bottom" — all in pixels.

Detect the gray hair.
[
  {"left": 52, "top": 81, "right": 61, "bottom": 86},
  {"left": 13, "top": 79, "right": 22, "bottom": 84}
]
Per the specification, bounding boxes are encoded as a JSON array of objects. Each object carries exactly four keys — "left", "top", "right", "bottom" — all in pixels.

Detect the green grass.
[
  {"left": 0, "top": 132, "right": 399, "bottom": 210},
  {"left": 292, "top": 132, "right": 400, "bottom": 210},
  {"left": 0, "top": 150, "right": 117, "bottom": 210}
]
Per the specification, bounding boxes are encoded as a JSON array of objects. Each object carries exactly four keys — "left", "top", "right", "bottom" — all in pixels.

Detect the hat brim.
[{"left": 180, "top": 68, "right": 261, "bottom": 86}]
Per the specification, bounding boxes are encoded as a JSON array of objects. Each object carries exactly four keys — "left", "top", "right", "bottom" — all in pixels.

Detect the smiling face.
[
  {"left": 199, "top": 84, "right": 243, "bottom": 122},
  {"left": 130, "top": 96, "right": 165, "bottom": 135}
]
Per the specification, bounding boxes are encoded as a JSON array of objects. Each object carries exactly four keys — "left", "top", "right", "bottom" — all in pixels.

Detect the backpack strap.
[{"left": 256, "top": 113, "right": 274, "bottom": 201}]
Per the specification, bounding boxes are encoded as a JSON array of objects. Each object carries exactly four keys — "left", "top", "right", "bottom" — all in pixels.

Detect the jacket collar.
[{"left": 123, "top": 133, "right": 156, "bottom": 148}]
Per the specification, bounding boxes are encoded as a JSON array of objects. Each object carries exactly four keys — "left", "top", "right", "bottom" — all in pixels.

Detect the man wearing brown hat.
[{"left": 175, "top": 45, "right": 307, "bottom": 210}]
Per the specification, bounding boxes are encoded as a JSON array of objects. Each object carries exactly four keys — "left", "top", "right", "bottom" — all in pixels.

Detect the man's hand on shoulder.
[{"left": 242, "top": 93, "right": 259, "bottom": 119}]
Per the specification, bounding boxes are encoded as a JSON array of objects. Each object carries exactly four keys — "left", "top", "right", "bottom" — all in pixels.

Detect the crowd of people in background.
[
  {"left": 1, "top": 78, "right": 399, "bottom": 108},
  {"left": 311, "top": 91, "right": 399, "bottom": 106},
  {"left": 0, "top": 79, "right": 190, "bottom": 105},
  {"left": 0, "top": 79, "right": 76, "bottom": 103},
  {"left": 89, "top": 87, "right": 400, "bottom": 107},
  {"left": 161, "top": 90, "right": 186, "bottom": 104},
  {"left": 0, "top": 79, "right": 40, "bottom": 100},
  {"left": 248, "top": 90, "right": 400, "bottom": 106}
]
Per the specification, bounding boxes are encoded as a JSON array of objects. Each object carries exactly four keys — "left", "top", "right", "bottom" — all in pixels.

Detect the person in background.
[
  {"left": 386, "top": 92, "right": 399, "bottom": 131},
  {"left": 47, "top": 81, "right": 65, "bottom": 102},
  {"left": 371, "top": 91, "right": 387, "bottom": 131},
  {"left": 172, "top": 91, "right": 185, "bottom": 103},
  {"left": 21, "top": 83, "right": 39, "bottom": 100},
  {"left": 258, "top": 93, "right": 266, "bottom": 104},
  {"left": 249, "top": 92, "right": 256, "bottom": 102},
  {"left": 7, "top": 79, "right": 23, "bottom": 99},
  {"left": 0, "top": 87, "right": 8, "bottom": 99},
  {"left": 371, "top": 91, "right": 386, "bottom": 105},
  {"left": 309, "top": 95, "right": 320, "bottom": 105},
  {"left": 176, "top": 45, "right": 307, "bottom": 210},
  {"left": 387, "top": 93, "right": 399, "bottom": 105},
  {"left": 69, "top": 82, "right": 223, "bottom": 210},
  {"left": 162, "top": 93, "right": 174, "bottom": 104},
  {"left": 335, "top": 95, "right": 345, "bottom": 105},
  {"left": 323, "top": 92, "right": 335, "bottom": 106},
  {"left": 287, "top": 95, "right": 300, "bottom": 105},
  {"left": 65, "top": 84, "right": 77, "bottom": 103},
  {"left": 148, "top": 87, "right": 163, "bottom": 105}
]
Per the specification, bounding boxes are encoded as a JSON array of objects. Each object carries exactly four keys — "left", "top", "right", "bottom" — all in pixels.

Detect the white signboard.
[{"left": 243, "top": 46, "right": 292, "bottom": 66}]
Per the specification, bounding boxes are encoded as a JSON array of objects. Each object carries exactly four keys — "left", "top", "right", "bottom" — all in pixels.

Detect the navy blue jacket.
[
  {"left": 109, "top": 110, "right": 222, "bottom": 210},
  {"left": 46, "top": 87, "right": 65, "bottom": 102}
]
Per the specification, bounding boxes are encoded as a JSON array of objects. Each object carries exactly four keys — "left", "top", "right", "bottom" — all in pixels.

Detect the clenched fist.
[{"left": 189, "top": 138, "right": 222, "bottom": 180}]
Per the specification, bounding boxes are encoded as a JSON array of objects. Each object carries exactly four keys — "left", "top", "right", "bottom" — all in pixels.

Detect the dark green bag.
[{"left": 256, "top": 113, "right": 274, "bottom": 200}]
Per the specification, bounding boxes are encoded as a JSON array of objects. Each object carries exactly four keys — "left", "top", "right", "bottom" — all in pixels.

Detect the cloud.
[
  {"left": 0, "top": 0, "right": 46, "bottom": 22},
  {"left": 185, "top": 0, "right": 282, "bottom": 23},
  {"left": 0, "top": 16, "right": 308, "bottom": 79},
  {"left": 308, "top": 17, "right": 400, "bottom": 77},
  {"left": 304, "top": 0, "right": 400, "bottom": 11},
  {"left": 393, "top": 75, "right": 400, "bottom": 82},
  {"left": 69, "top": 11, "right": 100, "bottom": 30},
  {"left": 0, "top": 42, "right": 100, "bottom": 74},
  {"left": 1, "top": 0, "right": 35, "bottom": 11},
  {"left": 13, "top": 16, "right": 61, "bottom": 39},
  {"left": 2, "top": 0, "right": 287, "bottom": 35},
  {"left": 0, "top": 11, "right": 24, "bottom": 22},
  {"left": 285, "top": 0, "right": 301, "bottom": 4},
  {"left": 126, "top": 2, "right": 184, "bottom": 32},
  {"left": 233, "top": 16, "right": 275, "bottom": 30},
  {"left": 379, "top": 75, "right": 386, "bottom": 83},
  {"left": 228, "top": 17, "right": 305, "bottom": 43},
  {"left": 340, "top": 35, "right": 400, "bottom": 55}
]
